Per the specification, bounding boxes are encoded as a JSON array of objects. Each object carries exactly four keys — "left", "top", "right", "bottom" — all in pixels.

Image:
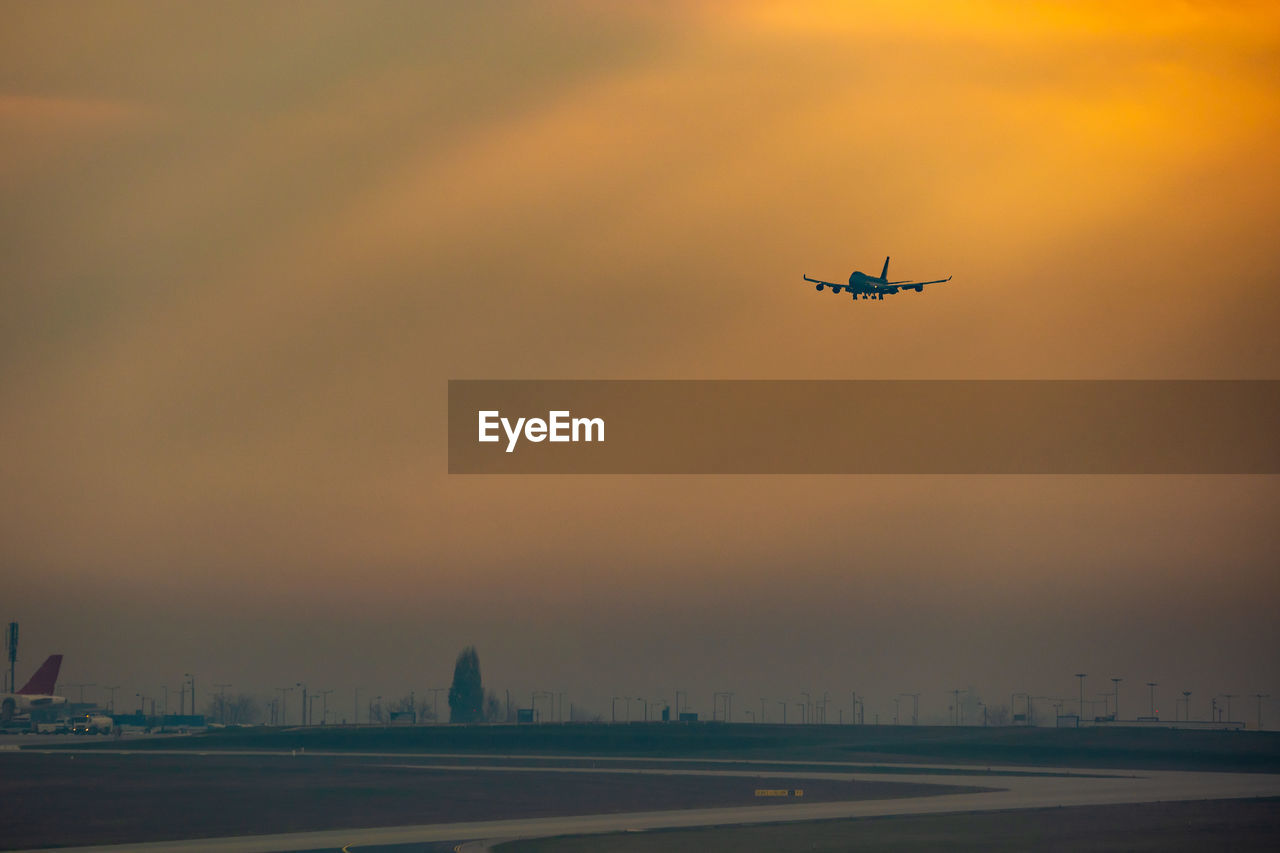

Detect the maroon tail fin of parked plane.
[
  {"left": 19, "top": 654, "right": 63, "bottom": 695},
  {"left": 2, "top": 654, "right": 67, "bottom": 723}
]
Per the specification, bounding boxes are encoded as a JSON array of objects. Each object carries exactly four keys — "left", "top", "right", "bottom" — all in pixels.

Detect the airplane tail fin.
[
  {"left": 18, "top": 654, "right": 62, "bottom": 695},
  {"left": 880, "top": 256, "right": 890, "bottom": 281}
]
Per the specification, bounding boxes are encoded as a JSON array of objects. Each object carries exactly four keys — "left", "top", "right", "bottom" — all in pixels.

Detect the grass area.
[
  {"left": 497, "top": 797, "right": 1280, "bottom": 853},
  {"left": 53, "top": 721, "right": 1280, "bottom": 773}
]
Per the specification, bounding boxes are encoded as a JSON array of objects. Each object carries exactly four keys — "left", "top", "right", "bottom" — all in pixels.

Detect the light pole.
[
  {"left": 427, "top": 688, "right": 446, "bottom": 723},
  {"left": 1074, "top": 674, "right": 1087, "bottom": 726},
  {"left": 65, "top": 683, "right": 95, "bottom": 704},
  {"left": 1146, "top": 682, "right": 1157, "bottom": 719},
  {"left": 1222, "top": 693, "right": 1236, "bottom": 724},
  {"left": 1181, "top": 690, "right": 1192, "bottom": 722},
  {"left": 1110, "top": 677, "right": 1123, "bottom": 720},
  {"left": 297, "top": 682, "right": 307, "bottom": 726},
  {"left": 952, "top": 688, "right": 967, "bottom": 725},
  {"left": 317, "top": 689, "right": 333, "bottom": 725},
  {"left": 1249, "top": 691, "right": 1269, "bottom": 732},
  {"left": 277, "top": 686, "right": 294, "bottom": 726},
  {"left": 779, "top": 701, "right": 787, "bottom": 724},
  {"left": 900, "top": 693, "right": 920, "bottom": 725},
  {"left": 1254, "top": 694, "right": 1270, "bottom": 730},
  {"left": 104, "top": 685, "right": 119, "bottom": 714},
  {"left": 214, "top": 683, "right": 231, "bottom": 724},
  {"left": 800, "top": 691, "right": 810, "bottom": 725},
  {"left": 185, "top": 673, "right": 195, "bottom": 718},
  {"left": 537, "top": 690, "right": 554, "bottom": 723}
]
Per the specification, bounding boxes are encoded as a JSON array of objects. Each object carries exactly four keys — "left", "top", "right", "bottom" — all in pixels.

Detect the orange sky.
[{"left": 2, "top": 2, "right": 1278, "bottom": 721}]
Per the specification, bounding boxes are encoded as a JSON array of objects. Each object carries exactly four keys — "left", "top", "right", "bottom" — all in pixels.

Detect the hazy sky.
[{"left": 3, "top": 2, "right": 1278, "bottom": 724}]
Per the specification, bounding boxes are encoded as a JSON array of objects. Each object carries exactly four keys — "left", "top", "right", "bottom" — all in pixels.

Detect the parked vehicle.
[{"left": 71, "top": 714, "right": 114, "bottom": 735}]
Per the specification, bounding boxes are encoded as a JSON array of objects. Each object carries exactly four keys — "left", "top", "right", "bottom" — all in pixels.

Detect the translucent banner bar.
[{"left": 448, "top": 381, "right": 1279, "bottom": 474}]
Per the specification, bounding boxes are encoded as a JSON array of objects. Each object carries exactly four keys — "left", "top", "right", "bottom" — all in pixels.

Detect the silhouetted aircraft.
[{"left": 804, "top": 257, "right": 951, "bottom": 301}]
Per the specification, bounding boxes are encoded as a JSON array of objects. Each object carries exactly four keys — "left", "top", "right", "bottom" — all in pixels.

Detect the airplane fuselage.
[
  {"left": 2, "top": 693, "right": 66, "bottom": 711},
  {"left": 1, "top": 692, "right": 66, "bottom": 724},
  {"left": 813, "top": 271, "right": 898, "bottom": 300}
]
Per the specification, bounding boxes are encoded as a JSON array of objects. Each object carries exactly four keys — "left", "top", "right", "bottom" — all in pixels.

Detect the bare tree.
[
  {"left": 483, "top": 689, "right": 503, "bottom": 722},
  {"left": 570, "top": 704, "right": 603, "bottom": 723},
  {"left": 204, "top": 693, "right": 261, "bottom": 725}
]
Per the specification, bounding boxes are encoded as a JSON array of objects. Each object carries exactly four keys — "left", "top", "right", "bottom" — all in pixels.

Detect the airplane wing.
[
  {"left": 803, "top": 274, "right": 845, "bottom": 288},
  {"left": 886, "top": 276, "right": 952, "bottom": 286},
  {"left": 879, "top": 276, "right": 952, "bottom": 292}
]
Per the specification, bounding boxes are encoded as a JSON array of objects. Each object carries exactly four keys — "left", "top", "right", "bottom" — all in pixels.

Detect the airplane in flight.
[
  {"left": 804, "top": 257, "right": 951, "bottom": 301},
  {"left": 1, "top": 654, "right": 66, "bottom": 723}
]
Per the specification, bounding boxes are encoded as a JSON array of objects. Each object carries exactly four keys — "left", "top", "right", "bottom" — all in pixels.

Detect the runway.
[{"left": 9, "top": 753, "right": 1279, "bottom": 853}]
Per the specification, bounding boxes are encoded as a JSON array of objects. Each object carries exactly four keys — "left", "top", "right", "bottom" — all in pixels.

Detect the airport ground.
[
  {"left": 0, "top": 751, "right": 983, "bottom": 849},
  {"left": 498, "top": 798, "right": 1280, "bottom": 853},
  {"left": 4, "top": 724, "right": 1279, "bottom": 851}
]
